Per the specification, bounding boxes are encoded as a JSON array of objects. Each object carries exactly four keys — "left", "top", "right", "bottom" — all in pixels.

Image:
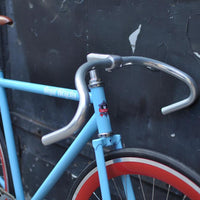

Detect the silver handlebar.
[
  {"left": 121, "top": 56, "right": 198, "bottom": 115},
  {"left": 42, "top": 53, "right": 198, "bottom": 145}
]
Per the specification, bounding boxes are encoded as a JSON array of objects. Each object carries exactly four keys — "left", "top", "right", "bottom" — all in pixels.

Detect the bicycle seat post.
[{"left": 0, "top": 16, "right": 13, "bottom": 71}]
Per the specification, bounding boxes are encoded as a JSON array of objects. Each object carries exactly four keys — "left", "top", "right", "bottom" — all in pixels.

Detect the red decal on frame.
[{"left": 99, "top": 101, "right": 108, "bottom": 117}]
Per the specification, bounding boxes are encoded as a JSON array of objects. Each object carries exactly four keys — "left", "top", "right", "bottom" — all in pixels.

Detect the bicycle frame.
[{"left": 0, "top": 70, "right": 133, "bottom": 200}]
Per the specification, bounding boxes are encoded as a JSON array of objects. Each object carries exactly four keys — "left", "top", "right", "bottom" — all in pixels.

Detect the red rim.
[
  {"left": 0, "top": 145, "right": 8, "bottom": 192},
  {"left": 74, "top": 158, "right": 200, "bottom": 200}
]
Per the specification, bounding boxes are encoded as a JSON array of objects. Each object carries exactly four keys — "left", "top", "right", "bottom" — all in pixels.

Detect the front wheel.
[{"left": 68, "top": 148, "right": 200, "bottom": 199}]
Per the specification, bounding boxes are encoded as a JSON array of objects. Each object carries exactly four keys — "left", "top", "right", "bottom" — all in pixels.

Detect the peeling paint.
[
  {"left": 35, "top": 157, "right": 39, "bottom": 161},
  {"left": 50, "top": 0, "right": 66, "bottom": 23},
  {"left": 171, "top": 133, "right": 176, "bottom": 138},
  {"left": 17, "top": 39, "right": 22, "bottom": 46},
  {"left": 71, "top": 173, "right": 78, "bottom": 179},
  {"left": 30, "top": 28, "right": 38, "bottom": 37},
  {"left": 194, "top": 51, "right": 200, "bottom": 59},
  {"left": 129, "top": 24, "right": 142, "bottom": 54},
  {"left": 50, "top": 15, "right": 58, "bottom": 24},
  {"left": 28, "top": 2, "right": 34, "bottom": 9},
  {"left": 60, "top": 0, "right": 67, "bottom": 9}
]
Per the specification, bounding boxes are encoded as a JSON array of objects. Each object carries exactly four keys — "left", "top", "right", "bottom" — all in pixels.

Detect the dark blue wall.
[{"left": 1, "top": 0, "right": 200, "bottom": 199}]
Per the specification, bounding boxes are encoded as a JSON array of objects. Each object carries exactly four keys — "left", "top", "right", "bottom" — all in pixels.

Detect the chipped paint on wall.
[{"left": 129, "top": 24, "right": 142, "bottom": 54}]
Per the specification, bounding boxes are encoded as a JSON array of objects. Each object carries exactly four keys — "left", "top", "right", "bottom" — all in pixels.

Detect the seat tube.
[{"left": 0, "top": 72, "right": 25, "bottom": 200}]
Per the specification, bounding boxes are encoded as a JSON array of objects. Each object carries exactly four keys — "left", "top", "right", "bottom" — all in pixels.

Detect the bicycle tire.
[
  {"left": 68, "top": 148, "right": 200, "bottom": 200},
  {"left": 0, "top": 128, "right": 13, "bottom": 194}
]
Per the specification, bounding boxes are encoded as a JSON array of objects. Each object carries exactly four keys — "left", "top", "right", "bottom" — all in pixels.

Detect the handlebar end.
[{"left": 161, "top": 95, "right": 197, "bottom": 115}]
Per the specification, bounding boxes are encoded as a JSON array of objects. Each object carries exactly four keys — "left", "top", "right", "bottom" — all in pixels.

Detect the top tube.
[{"left": 0, "top": 72, "right": 92, "bottom": 102}]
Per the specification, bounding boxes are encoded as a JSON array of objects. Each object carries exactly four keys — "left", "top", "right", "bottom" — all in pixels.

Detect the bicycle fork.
[
  {"left": 92, "top": 135, "right": 136, "bottom": 200},
  {"left": 90, "top": 69, "right": 135, "bottom": 199}
]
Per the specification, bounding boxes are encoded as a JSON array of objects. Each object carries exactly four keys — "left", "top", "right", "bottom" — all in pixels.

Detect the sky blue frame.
[{"left": 0, "top": 71, "right": 134, "bottom": 200}]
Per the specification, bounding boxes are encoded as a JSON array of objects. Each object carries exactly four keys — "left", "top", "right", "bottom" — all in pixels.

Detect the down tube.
[{"left": 32, "top": 114, "right": 97, "bottom": 200}]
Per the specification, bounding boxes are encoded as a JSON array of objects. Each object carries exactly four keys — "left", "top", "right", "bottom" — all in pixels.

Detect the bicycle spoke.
[
  {"left": 166, "top": 184, "right": 170, "bottom": 200},
  {"left": 138, "top": 175, "right": 146, "bottom": 200},
  {"left": 124, "top": 175, "right": 128, "bottom": 200},
  {"left": 92, "top": 192, "right": 101, "bottom": 200},
  {"left": 152, "top": 178, "right": 155, "bottom": 200},
  {"left": 182, "top": 195, "right": 187, "bottom": 200},
  {"left": 111, "top": 178, "right": 123, "bottom": 200}
]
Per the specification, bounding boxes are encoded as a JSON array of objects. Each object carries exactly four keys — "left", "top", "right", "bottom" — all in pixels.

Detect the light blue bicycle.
[{"left": 0, "top": 15, "right": 200, "bottom": 200}]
